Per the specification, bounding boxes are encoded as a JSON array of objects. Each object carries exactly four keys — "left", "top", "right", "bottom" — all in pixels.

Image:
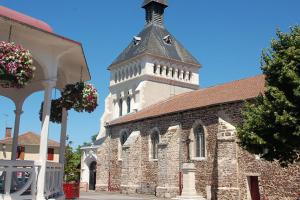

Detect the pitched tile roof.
[
  {"left": 0, "top": 132, "right": 60, "bottom": 147},
  {"left": 108, "top": 74, "right": 265, "bottom": 126}
]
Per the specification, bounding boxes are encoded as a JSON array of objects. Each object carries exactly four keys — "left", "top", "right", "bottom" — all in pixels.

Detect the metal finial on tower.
[{"left": 142, "top": 0, "right": 168, "bottom": 25}]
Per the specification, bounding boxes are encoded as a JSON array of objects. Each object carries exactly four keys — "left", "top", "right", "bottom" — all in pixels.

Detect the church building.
[{"left": 80, "top": 1, "right": 300, "bottom": 199}]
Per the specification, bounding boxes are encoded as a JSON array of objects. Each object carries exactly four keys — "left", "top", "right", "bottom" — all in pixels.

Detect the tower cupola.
[{"left": 142, "top": 0, "right": 168, "bottom": 25}]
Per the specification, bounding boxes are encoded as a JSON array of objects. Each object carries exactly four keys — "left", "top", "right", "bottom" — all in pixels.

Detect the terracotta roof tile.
[
  {"left": 108, "top": 74, "right": 265, "bottom": 126},
  {"left": 0, "top": 132, "right": 60, "bottom": 147},
  {"left": 0, "top": 6, "right": 53, "bottom": 33}
]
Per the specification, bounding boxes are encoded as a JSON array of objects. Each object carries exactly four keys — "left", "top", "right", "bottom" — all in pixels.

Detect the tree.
[
  {"left": 64, "top": 140, "right": 81, "bottom": 182},
  {"left": 238, "top": 26, "right": 300, "bottom": 166},
  {"left": 81, "top": 133, "right": 98, "bottom": 147},
  {"left": 63, "top": 133, "right": 98, "bottom": 182}
]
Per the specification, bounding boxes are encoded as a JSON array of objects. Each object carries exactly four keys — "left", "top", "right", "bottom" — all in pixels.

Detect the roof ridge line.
[{"left": 200, "top": 74, "right": 264, "bottom": 91}]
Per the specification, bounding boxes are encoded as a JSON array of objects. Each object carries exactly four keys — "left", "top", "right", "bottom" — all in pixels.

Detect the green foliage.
[
  {"left": 39, "top": 98, "right": 63, "bottom": 124},
  {"left": 238, "top": 26, "right": 300, "bottom": 166},
  {"left": 64, "top": 140, "right": 81, "bottom": 182},
  {"left": 80, "top": 133, "right": 98, "bottom": 147},
  {"left": 64, "top": 133, "right": 97, "bottom": 182}
]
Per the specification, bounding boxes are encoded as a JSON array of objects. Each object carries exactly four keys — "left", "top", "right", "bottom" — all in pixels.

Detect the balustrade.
[{"left": 0, "top": 160, "right": 63, "bottom": 200}]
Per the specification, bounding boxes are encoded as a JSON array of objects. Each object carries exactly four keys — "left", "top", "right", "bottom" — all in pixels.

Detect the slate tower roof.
[{"left": 109, "top": 0, "right": 200, "bottom": 68}]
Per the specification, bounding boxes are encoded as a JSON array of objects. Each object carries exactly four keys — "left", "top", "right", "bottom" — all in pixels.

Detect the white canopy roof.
[{"left": 0, "top": 8, "right": 91, "bottom": 106}]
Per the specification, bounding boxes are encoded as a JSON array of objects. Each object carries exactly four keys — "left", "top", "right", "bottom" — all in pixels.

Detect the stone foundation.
[
  {"left": 80, "top": 182, "right": 88, "bottom": 192},
  {"left": 216, "top": 188, "right": 240, "bottom": 200},
  {"left": 95, "top": 184, "right": 108, "bottom": 192},
  {"left": 121, "top": 185, "right": 140, "bottom": 194},
  {"left": 156, "top": 186, "right": 179, "bottom": 198}
]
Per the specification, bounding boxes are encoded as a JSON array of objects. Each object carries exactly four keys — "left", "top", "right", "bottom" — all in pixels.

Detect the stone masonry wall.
[
  {"left": 156, "top": 125, "right": 180, "bottom": 198},
  {"left": 96, "top": 137, "right": 110, "bottom": 191},
  {"left": 121, "top": 131, "right": 142, "bottom": 194},
  {"left": 216, "top": 117, "right": 239, "bottom": 199},
  {"left": 97, "top": 101, "right": 300, "bottom": 199}
]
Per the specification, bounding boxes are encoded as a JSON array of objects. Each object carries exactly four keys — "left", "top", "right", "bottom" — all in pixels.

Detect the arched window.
[
  {"left": 119, "top": 130, "right": 129, "bottom": 160},
  {"left": 126, "top": 68, "right": 129, "bottom": 79},
  {"left": 118, "top": 71, "right": 121, "bottom": 82},
  {"left": 119, "top": 99, "right": 123, "bottom": 117},
  {"left": 114, "top": 73, "right": 118, "bottom": 83},
  {"left": 134, "top": 67, "right": 138, "bottom": 76},
  {"left": 153, "top": 64, "right": 157, "bottom": 74},
  {"left": 127, "top": 96, "right": 131, "bottom": 113},
  {"left": 122, "top": 70, "right": 125, "bottom": 80},
  {"left": 151, "top": 131, "right": 159, "bottom": 159},
  {"left": 194, "top": 125, "right": 205, "bottom": 158},
  {"left": 130, "top": 67, "right": 133, "bottom": 77},
  {"left": 188, "top": 71, "right": 192, "bottom": 81},
  {"left": 120, "top": 131, "right": 129, "bottom": 146},
  {"left": 166, "top": 67, "right": 169, "bottom": 76}
]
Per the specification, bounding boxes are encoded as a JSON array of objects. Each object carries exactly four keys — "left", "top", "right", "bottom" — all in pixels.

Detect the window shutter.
[
  {"left": 20, "top": 146, "right": 25, "bottom": 160},
  {"left": 17, "top": 146, "right": 25, "bottom": 160},
  {"left": 48, "top": 148, "right": 54, "bottom": 161}
]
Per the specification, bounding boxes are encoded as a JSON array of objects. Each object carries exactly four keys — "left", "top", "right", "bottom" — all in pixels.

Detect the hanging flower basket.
[
  {"left": 38, "top": 82, "right": 98, "bottom": 123},
  {"left": 0, "top": 41, "right": 35, "bottom": 88},
  {"left": 61, "top": 82, "right": 98, "bottom": 113},
  {"left": 39, "top": 98, "right": 63, "bottom": 124}
]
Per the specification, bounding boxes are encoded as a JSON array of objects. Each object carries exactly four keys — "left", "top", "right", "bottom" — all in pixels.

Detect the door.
[
  {"left": 249, "top": 176, "right": 260, "bottom": 200},
  {"left": 89, "top": 161, "right": 97, "bottom": 190}
]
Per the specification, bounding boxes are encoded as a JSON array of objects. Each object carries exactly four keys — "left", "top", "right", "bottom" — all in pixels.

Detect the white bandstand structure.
[{"left": 0, "top": 6, "right": 91, "bottom": 200}]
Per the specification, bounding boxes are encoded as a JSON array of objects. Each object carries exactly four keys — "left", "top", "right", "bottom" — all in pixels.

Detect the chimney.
[{"left": 5, "top": 127, "right": 12, "bottom": 138}]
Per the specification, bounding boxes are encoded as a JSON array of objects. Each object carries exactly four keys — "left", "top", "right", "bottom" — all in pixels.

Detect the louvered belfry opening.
[{"left": 143, "top": 0, "right": 168, "bottom": 25}]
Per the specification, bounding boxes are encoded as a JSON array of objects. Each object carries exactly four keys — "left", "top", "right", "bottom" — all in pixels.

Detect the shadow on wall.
[{"left": 211, "top": 139, "right": 218, "bottom": 200}]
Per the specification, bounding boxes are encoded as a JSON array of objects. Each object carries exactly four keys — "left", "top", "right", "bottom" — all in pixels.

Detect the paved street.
[{"left": 79, "top": 191, "right": 164, "bottom": 200}]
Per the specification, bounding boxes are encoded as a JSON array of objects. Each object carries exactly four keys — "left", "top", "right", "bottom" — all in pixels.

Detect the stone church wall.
[
  {"left": 156, "top": 125, "right": 180, "bottom": 198},
  {"left": 97, "top": 101, "right": 300, "bottom": 199},
  {"left": 238, "top": 146, "right": 300, "bottom": 200},
  {"left": 121, "top": 131, "right": 142, "bottom": 194},
  {"left": 95, "top": 137, "right": 110, "bottom": 191}
]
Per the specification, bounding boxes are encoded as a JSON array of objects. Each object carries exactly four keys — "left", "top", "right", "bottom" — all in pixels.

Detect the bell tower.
[
  {"left": 97, "top": 0, "right": 201, "bottom": 139},
  {"left": 143, "top": 0, "right": 168, "bottom": 25}
]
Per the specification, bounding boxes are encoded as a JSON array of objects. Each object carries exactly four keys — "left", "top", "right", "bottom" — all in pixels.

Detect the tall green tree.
[
  {"left": 64, "top": 140, "right": 81, "bottom": 182},
  {"left": 238, "top": 26, "right": 300, "bottom": 166}
]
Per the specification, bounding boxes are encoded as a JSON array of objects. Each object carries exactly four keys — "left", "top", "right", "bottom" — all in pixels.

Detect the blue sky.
[{"left": 0, "top": 0, "right": 299, "bottom": 147}]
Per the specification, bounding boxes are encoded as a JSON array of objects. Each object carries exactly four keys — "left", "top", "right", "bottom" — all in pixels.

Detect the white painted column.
[
  {"left": 169, "top": 68, "right": 173, "bottom": 78},
  {"left": 122, "top": 97, "right": 127, "bottom": 116},
  {"left": 180, "top": 70, "right": 184, "bottom": 80},
  {"left": 174, "top": 69, "right": 179, "bottom": 80},
  {"left": 37, "top": 80, "right": 55, "bottom": 200},
  {"left": 59, "top": 108, "right": 68, "bottom": 186},
  {"left": 162, "top": 66, "right": 167, "bottom": 76},
  {"left": 11, "top": 102, "right": 23, "bottom": 160}
]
